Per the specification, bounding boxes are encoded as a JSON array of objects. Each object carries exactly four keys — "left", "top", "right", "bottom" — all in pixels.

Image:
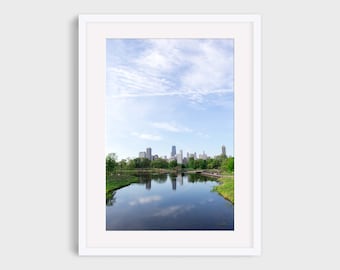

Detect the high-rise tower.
[
  {"left": 171, "top": 145, "right": 176, "bottom": 158},
  {"left": 146, "top": 147, "right": 152, "bottom": 160},
  {"left": 222, "top": 145, "right": 226, "bottom": 157},
  {"left": 177, "top": 150, "right": 183, "bottom": 164}
]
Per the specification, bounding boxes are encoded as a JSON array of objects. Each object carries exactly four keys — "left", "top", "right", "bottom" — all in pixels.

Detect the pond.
[{"left": 106, "top": 173, "right": 234, "bottom": 230}]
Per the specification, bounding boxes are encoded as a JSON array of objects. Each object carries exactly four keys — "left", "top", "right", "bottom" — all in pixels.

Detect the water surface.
[{"left": 106, "top": 173, "right": 234, "bottom": 230}]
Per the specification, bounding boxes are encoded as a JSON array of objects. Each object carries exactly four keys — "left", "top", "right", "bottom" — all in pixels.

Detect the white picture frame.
[{"left": 79, "top": 14, "right": 261, "bottom": 256}]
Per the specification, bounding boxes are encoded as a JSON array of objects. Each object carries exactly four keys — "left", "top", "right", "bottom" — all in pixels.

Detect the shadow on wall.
[{"left": 69, "top": 17, "right": 78, "bottom": 255}]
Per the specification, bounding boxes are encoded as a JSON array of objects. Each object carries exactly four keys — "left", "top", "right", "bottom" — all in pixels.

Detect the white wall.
[{"left": 0, "top": 0, "right": 339, "bottom": 269}]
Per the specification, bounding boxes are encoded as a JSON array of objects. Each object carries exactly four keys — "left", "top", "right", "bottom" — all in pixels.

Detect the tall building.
[
  {"left": 146, "top": 147, "right": 152, "bottom": 160},
  {"left": 199, "top": 151, "right": 207, "bottom": 160},
  {"left": 177, "top": 150, "right": 183, "bottom": 164},
  {"left": 222, "top": 145, "right": 226, "bottom": 157},
  {"left": 139, "top": 151, "right": 146, "bottom": 158},
  {"left": 171, "top": 145, "right": 176, "bottom": 158},
  {"left": 183, "top": 157, "right": 188, "bottom": 165}
]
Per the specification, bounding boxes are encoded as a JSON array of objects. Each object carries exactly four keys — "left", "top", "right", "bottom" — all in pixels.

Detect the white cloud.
[
  {"left": 107, "top": 66, "right": 173, "bottom": 97},
  {"left": 131, "top": 132, "right": 162, "bottom": 141},
  {"left": 129, "top": 195, "right": 162, "bottom": 206},
  {"left": 153, "top": 206, "right": 181, "bottom": 216},
  {"left": 107, "top": 39, "right": 234, "bottom": 104},
  {"left": 135, "top": 39, "right": 181, "bottom": 72},
  {"left": 153, "top": 205, "right": 194, "bottom": 217}
]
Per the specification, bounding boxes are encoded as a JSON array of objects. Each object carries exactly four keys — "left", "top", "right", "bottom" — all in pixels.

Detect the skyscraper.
[
  {"left": 199, "top": 151, "right": 207, "bottom": 160},
  {"left": 171, "top": 145, "right": 176, "bottom": 158},
  {"left": 222, "top": 145, "right": 226, "bottom": 157},
  {"left": 177, "top": 150, "right": 183, "bottom": 164},
  {"left": 146, "top": 147, "right": 152, "bottom": 160}
]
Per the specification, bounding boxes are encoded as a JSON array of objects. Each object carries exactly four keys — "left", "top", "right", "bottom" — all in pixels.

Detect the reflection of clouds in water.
[
  {"left": 199, "top": 198, "right": 215, "bottom": 205},
  {"left": 153, "top": 205, "right": 194, "bottom": 217},
  {"left": 129, "top": 195, "right": 161, "bottom": 206}
]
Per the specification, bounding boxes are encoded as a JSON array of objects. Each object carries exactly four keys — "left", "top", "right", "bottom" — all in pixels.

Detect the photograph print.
[{"left": 105, "top": 39, "right": 234, "bottom": 230}]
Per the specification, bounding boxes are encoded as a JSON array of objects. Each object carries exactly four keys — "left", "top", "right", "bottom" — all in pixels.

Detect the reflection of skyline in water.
[
  {"left": 141, "top": 173, "right": 188, "bottom": 191},
  {"left": 146, "top": 180, "right": 151, "bottom": 190},
  {"left": 107, "top": 173, "right": 216, "bottom": 206},
  {"left": 106, "top": 173, "right": 234, "bottom": 230},
  {"left": 177, "top": 174, "right": 183, "bottom": 185},
  {"left": 171, "top": 178, "right": 176, "bottom": 190},
  {"left": 144, "top": 173, "right": 186, "bottom": 191}
]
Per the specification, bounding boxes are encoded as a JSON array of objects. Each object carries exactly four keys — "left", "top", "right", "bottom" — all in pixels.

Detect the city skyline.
[
  {"left": 111, "top": 144, "right": 230, "bottom": 162},
  {"left": 106, "top": 39, "right": 234, "bottom": 160}
]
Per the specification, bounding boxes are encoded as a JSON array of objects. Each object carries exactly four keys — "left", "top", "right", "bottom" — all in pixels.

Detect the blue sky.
[{"left": 106, "top": 39, "right": 234, "bottom": 160}]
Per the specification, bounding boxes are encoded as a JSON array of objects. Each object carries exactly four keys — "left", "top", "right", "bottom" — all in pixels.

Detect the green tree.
[
  {"left": 127, "top": 159, "right": 136, "bottom": 169},
  {"left": 212, "top": 158, "right": 222, "bottom": 169},
  {"left": 129, "top": 158, "right": 151, "bottom": 169},
  {"left": 106, "top": 155, "right": 117, "bottom": 174},
  {"left": 118, "top": 159, "right": 127, "bottom": 169},
  {"left": 140, "top": 158, "right": 151, "bottom": 168},
  {"left": 151, "top": 158, "right": 168, "bottom": 168},
  {"left": 193, "top": 159, "right": 207, "bottom": 169},
  {"left": 168, "top": 160, "right": 177, "bottom": 169},
  {"left": 221, "top": 157, "right": 234, "bottom": 172},
  {"left": 188, "top": 157, "right": 195, "bottom": 169},
  {"left": 207, "top": 158, "right": 213, "bottom": 169}
]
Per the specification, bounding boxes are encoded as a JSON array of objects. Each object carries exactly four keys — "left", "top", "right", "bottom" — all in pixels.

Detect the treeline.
[{"left": 106, "top": 154, "right": 234, "bottom": 174}]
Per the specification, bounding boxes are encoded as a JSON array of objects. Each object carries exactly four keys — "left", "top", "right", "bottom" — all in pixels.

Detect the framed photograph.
[{"left": 79, "top": 14, "right": 261, "bottom": 256}]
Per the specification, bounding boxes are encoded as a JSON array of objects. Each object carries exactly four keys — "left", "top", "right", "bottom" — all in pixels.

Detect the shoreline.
[
  {"left": 212, "top": 175, "right": 234, "bottom": 204},
  {"left": 113, "top": 168, "right": 223, "bottom": 176},
  {"left": 106, "top": 170, "right": 234, "bottom": 204}
]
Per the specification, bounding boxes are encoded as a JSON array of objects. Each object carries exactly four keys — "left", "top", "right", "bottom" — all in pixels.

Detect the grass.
[
  {"left": 106, "top": 173, "right": 139, "bottom": 199},
  {"left": 212, "top": 174, "right": 234, "bottom": 204}
]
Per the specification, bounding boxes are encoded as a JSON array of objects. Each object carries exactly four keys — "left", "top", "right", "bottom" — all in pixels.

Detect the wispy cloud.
[
  {"left": 131, "top": 132, "right": 162, "bottom": 141},
  {"left": 129, "top": 195, "right": 162, "bottom": 206},
  {"left": 153, "top": 205, "right": 194, "bottom": 217},
  {"left": 106, "top": 39, "right": 233, "bottom": 104},
  {"left": 150, "top": 122, "right": 192, "bottom": 133},
  {"left": 106, "top": 39, "right": 235, "bottom": 159},
  {"left": 108, "top": 88, "right": 232, "bottom": 99}
]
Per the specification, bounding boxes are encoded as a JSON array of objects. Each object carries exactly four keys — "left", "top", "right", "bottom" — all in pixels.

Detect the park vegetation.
[
  {"left": 106, "top": 154, "right": 234, "bottom": 175},
  {"left": 106, "top": 153, "right": 234, "bottom": 203}
]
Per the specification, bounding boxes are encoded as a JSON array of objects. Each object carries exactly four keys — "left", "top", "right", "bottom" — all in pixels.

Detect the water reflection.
[
  {"left": 142, "top": 173, "right": 213, "bottom": 191},
  {"left": 129, "top": 195, "right": 162, "bottom": 206},
  {"left": 145, "top": 180, "right": 151, "bottom": 190},
  {"left": 171, "top": 178, "right": 176, "bottom": 190},
  {"left": 106, "top": 173, "right": 234, "bottom": 230},
  {"left": 176, "top": 174, "right": 183, "bottom": 185},
  {"left": 106, "top": 173, "right": 218, "bottom": 205},
  {"left": 187, "top": 173, "right": 211, "bottom": 182},
  {"left": 147, "top": 173, "right": 196, "bottom": 190},
  {"left": 106, "top": 191, "right": 116, "bottom": 206}
]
